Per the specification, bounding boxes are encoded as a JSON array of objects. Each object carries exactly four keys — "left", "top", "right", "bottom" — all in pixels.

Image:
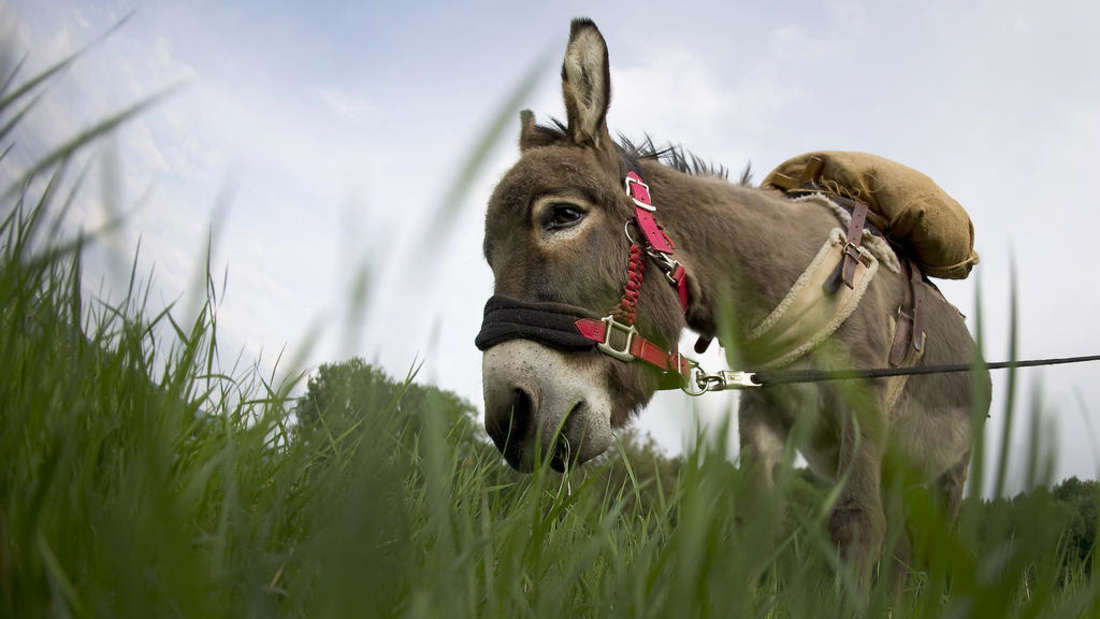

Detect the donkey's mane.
[{"left": 537, "top": 118, "right": 752, "bottom": 185}]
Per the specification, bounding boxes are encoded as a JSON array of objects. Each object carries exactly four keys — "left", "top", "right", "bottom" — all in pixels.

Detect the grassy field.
[{"left": 3, "top": 50, "right": 1100, "bottom": 619}]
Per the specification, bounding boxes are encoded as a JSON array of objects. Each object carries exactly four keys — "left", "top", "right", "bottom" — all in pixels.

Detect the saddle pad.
[{"left": 743, "top": 228, "right": 879, "bottom": 368}]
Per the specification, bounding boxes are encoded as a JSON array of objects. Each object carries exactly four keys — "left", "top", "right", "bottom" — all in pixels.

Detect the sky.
[{"left": 3, "top": 0, "right": 1099, "bottom": 494}]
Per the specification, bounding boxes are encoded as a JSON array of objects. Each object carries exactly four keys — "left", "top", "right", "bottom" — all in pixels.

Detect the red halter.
[
  {"left": 475, "top": 169, "right": 707, "bottom": 391},
  {"left": 571, "top": 170, "right": 694, "bottom": 386}
]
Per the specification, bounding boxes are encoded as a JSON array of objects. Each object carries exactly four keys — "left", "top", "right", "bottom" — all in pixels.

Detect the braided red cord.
[{"left": 614, "top": 243, "right": 646, "bottom": 325}]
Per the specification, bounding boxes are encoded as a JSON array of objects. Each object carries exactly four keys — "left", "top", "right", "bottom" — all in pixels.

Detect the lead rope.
[{"left": 687, "top": 354, "right": 1100, "bottom": 392}]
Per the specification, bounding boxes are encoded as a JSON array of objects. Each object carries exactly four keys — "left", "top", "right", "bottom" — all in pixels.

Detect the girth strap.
[{"left": 889, "top": 258, "right": 927, "bottom": 366}]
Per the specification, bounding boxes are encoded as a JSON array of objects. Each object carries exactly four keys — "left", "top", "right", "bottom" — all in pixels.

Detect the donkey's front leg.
[
  {"left": 828, "top": 405, "right": 887, "bottom": 591},
  {"left": 738, "top": 393, "right": 790, "bottom": 492},
  {"left": 736, "top": 393, "right": 793, "bottom": 553}
]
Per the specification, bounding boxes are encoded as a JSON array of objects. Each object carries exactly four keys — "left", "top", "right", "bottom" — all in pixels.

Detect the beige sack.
[{"left": 763, "top": 151, "right": 979, "bottom": 279}]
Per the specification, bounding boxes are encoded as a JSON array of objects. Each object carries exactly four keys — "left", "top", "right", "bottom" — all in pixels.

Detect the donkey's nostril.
[
  {"left": 549, "top": 434, "right": 571, "bottom": 472},
  {"left": 487, "top": 388, "right": 533, "bottom": 469},
  {"left": 550, "top": 401, "right": 585, "bottom": 472}
]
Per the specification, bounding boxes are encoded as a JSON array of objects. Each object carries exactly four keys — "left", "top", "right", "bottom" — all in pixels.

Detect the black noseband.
[{"left": 474, "top": 295, "right": 599, "bottom": 353}]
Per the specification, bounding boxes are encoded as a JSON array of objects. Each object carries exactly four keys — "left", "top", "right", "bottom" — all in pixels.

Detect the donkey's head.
[{"left": 479, "top": 20, "right": 689, "bottom": 471}]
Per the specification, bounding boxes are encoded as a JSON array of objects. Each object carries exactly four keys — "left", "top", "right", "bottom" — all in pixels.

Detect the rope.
[
  {"left": 751, "top": 354, "right": 1100, "bottom": 386},
  {"left": 614, "top": 243, "right": 645, "bottom": 325}
]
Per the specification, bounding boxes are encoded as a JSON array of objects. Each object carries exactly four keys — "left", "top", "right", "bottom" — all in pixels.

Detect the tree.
[
  {"left": 293, "top": 358, "right": 479, "bottom": 446},
  {"left": 1051, "top": 476, "right": 1099, "bottom": 568}
]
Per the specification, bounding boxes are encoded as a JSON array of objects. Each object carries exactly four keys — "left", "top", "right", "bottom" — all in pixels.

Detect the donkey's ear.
[
  {"left": 561, "top": 19, "right": 612, "bottom": 149},
  {"left": 518, "top": 109, "right": 557, "bottom": 151}
]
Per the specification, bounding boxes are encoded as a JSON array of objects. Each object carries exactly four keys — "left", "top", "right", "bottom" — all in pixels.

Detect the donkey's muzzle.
[
  {"left": 481, "top": 340, "right": 614, "bottom": 472},
  {"left": 478, "top": 296, "right": 604, "bottom": 471}
]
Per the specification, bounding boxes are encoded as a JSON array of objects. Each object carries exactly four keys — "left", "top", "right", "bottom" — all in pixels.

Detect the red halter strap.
[
  {"left": 625, "top": 171, "right": 689, "bottom": 311},
  {"left": 574, "top": 316, "right": 693, "bottom": 379},
  {"left": 570, "top": 169, "right": 695, "bottom": 386}
]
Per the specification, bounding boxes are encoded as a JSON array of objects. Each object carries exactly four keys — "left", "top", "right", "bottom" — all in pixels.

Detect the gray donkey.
[{"left": 476, "top": 18, "right": 990, "bottom": 586}]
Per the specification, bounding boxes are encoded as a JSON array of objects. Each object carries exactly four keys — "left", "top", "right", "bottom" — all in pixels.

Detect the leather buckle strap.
[
  {"left": 889, "top": 258, "right": 927, "bottom": 366},
  {"left": 624, "top": 170, "right": 689, "bottom": 313},
  {"left": 909, "top": 258, "right": 925, "bottom": 352},
  {"left": 840, "top": 200, "right": 868, "bottom": 289},
  {"left": 889, "top": 305, "right": 914, "bottom": 367},
  {"left": 824, "top": 198, "right": 869, "bottom": 294},
  {"left": 574, "top": 317, "right": 693, "bottom": 379},
  {"left": 625, "top": 170, "right": 674, "bottom": 254},
  {"left": 625, "top": 174, "right": 655, "bottom": 212}
]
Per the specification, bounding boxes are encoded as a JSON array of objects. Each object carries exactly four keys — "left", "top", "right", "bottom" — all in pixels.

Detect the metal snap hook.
[{"left": 680, "top": 363, "right": 708, "bottom": 397}]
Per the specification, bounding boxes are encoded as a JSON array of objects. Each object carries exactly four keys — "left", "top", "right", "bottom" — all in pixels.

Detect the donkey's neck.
[{"left": 640, "top": 161, "right": 837, "bottom": 344}]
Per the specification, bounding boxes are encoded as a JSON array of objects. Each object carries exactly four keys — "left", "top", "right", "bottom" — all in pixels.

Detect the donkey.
[{"left": 477, "top": 18, "right": 991, "bottom": 584}]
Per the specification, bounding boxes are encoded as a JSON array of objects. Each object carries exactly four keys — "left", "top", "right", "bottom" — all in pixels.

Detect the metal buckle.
[
  {"left": 624, "top": 176, "right": 656, "bottom": 212},
  {"left": 843, "top": 242, "right": 872, "bottom": 267},
  {"left": 597, "top": 316, "right": 637, "bottom": 362}
]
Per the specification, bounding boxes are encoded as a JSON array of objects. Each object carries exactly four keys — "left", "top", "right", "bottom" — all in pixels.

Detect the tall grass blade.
[{"left": 994, "top": 259, "right": 1020, "bottom": 499}]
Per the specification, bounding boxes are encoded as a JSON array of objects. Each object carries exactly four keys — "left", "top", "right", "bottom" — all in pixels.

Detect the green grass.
[{"left": 3, "top": 42, "right": 1100, "bottom": 619}]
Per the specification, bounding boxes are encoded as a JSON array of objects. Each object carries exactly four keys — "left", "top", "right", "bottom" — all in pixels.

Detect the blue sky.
[{"left": 5, "top": 0, "right": 1100, "bottom": 492}]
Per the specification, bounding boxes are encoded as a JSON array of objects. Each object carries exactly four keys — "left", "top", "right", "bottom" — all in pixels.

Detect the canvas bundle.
[{"left": 763, "top": 151, "right": 979, "bottom": 279}]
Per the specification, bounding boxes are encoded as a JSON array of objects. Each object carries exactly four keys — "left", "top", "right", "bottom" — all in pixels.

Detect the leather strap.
[
  {"left": 909, "top": 258, "right": 925, "bottom": 352},
  {"left": 841, "top": 200, "right": 868, "bottom": 289},
  {"left": 889, "top": 258, "right": 926, "bottom": 366},
  {"left": 625, "top": 171, "right": 690, "bottom": 313},
  {"left": 671, "top": 264, "right": 689, "bottom": 312},
  {"left": 627, "top": 171, "right": 672, "bottom": 252},
  {"left": 574, "top": 317, "right": 693, "bottom": 378}
]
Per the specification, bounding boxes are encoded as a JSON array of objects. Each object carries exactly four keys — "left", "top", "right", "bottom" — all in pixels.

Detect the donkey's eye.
[{"left": 542, "top": 202, "right": 586, "bottom": 231}]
